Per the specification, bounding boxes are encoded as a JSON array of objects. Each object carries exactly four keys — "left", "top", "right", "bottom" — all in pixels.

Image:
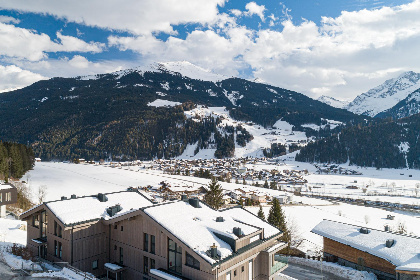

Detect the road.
[{"left": 279, "top": 263, "right": 348, "bottom": 280}]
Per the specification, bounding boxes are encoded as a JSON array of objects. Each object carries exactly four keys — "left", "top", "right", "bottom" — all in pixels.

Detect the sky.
[{"left": 0, "top": 0, "right": 419, "bottom": 100}]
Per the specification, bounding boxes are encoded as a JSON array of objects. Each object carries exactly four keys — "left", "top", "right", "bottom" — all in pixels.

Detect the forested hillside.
[
  {"left": 0, "top": 142, "right": 34, "bottom": 180},
  {"left": 0, "top": 68, "right": 363, "bottom": 161},
  {"left": 296, "top": 113, "right": 420, "bottom": 169}
]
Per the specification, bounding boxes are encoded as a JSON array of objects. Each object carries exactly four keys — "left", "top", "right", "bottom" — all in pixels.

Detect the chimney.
[
  {"left": 210, "top": 243, "right": 218, "bottom": 258},
  {"left": 97, "top": 193, "right": 108, "bottom": 202},
  {"left": 70, "top": 194, "right": 77, "bottom": 199},
  {"left": 61, "top": 196, "right": 67, "bottom": 201},
  {"left": 188, "top": 198, "right": 201, "bottom": 208},
  {"left": 216, "top": 217, "right": 224, "bottom": 222},
  {"left": 384, "top": 225, "right": 390, "bottom": 232},
  {"left": 360, "top": 227, "right": 370, "bottom": 234},
  {"left": 107, "top": 204, "right": 122, "bottom": 217},
  {"left": 386, "top": 239, "right": 395, "bottom": 248},
  {"left": 233, "top": 227, "right": 244, "bottom": 237}
]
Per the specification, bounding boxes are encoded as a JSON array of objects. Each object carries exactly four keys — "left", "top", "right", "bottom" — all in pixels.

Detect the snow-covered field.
[{"left": 22, "top": 161, "right": 420, "bottom": 255}]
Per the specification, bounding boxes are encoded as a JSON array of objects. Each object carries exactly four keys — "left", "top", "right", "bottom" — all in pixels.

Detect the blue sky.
[{"left": 0, "top": 0, "right": 419, "bottom": 100}]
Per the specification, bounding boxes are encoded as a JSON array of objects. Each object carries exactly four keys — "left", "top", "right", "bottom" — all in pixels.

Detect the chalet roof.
[
  {"left": 312, "top": 220, "right": 420, "bottom": 272},
  {"left": 144, "top": 201, "right": 280, "bottom": 265},
  {"left": 29, "top": 191, "right": 153, "bottom": 226}
]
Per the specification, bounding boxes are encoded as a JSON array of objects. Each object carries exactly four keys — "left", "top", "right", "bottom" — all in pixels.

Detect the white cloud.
[
  {"left": 230, "top": 9, "right": 242, "bottom": 17},
  {"left": 0, "top": 65, "right": 47, "bottom": 92},
  {"left": 244, "top": 2, "right": 266, "bottom": 22},
  {"left": 0, "top": 15, "right": 20, "bottom": 24},
  {"left": 0, "top": 0, "right": 227, "bottom": 35},
  {"left": 0, "top": 23, "right": 104, "bottom": 61},
  {"left": 68, "top": 55, "right": 90, "bottom": 68}
]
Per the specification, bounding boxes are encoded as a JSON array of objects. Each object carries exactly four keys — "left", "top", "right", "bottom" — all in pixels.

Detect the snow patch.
[{"left": 147, "top": 99, "right": 181, "bottom": 107}]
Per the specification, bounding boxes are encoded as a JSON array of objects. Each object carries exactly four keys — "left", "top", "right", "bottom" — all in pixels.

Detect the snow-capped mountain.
[
  {"left": 78, "top": 61, "right": 228, "bottom": 82},
  {"left": 317, "top": 96, "right": 350, "bottom": 109},
  {"left": 347, "top": 71, "right": 420, "bottom": 117},
  {"left": 376, "top": 88, "right": 420, "bottom": 119}
]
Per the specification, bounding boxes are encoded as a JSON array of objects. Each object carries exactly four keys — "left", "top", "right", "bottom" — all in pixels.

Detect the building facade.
[
  {"left": 0, "top": 183, "right": 18, "bottom": 218},
  {"left": 21, "top": 190, "right": 288, "bottom": 280}
]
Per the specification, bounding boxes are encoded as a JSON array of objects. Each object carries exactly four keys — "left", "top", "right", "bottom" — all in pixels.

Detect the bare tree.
[{"left": 38, "top": 185, "right": 48, "bottom": 204}]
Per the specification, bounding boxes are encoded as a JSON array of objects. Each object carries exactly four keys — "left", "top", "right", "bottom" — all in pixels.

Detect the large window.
[
  {"left": 144, "top": 256, "right": 149, "bottom": 275},
  {"left": 150, "top": 259, "right": 155, "bottom": 270},
  {"left": 41, "top": 211, "right": 48, "bottom": 238},
  {"left": 168, "top": 238, "right": 182, "bottom": 274},
  {"left": 144, "top": 233, "right": 149, "bottom": 252},
  {"left": 186, "top": 252, "right": 200, "bottom": 270},
  {"left": 54, "top": 240, "right": 62, "bottom": 259},
  {"left": 92, "top": 260, "right": 98, "bottom": 270},
  {"left": 119, "top": 247, "right": 123, "bottom": 264},
  {"left": 151, "top": 235, "right": 155, "bottom": 254},
  {"left": 54, "top": 221, "right": 62, "bottom": 237},
  {"left": 33, "top": 214, "right": 40, "bottom": 228}
]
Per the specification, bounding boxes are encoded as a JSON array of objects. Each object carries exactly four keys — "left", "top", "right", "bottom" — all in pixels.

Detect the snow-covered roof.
[
  {"left": 46, "top": 191, "right": 153, "bottom": 226},
  {"left": 150, "top": 269, "right": 182, "bottom": 280},
  {"left": 144, "top": 201, "right": 280, "bottom": 264},
  {"left": 0, "top": 183, "right": 13, "bottom": 190},
  {"left": 312, "top": 220, "right": 420, "bottom": 272},
  {"left": 222, "top": 207, "right": 280, "bottom": 239}
]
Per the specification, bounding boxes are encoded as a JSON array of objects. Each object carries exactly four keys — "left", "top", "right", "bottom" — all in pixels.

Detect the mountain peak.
[
  {"left": 77, "top": 61, "right": 228, "bottom": 83},
  {"left": 347, "top": 71, "right": 420, "bottom": 117},
  {"left": 317, "top": 95, "right": 350, "bottom": 109}
]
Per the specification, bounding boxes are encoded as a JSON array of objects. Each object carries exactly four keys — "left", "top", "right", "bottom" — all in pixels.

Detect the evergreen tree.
[
  {"left": 263, "top": 180, "right": 269, "bottom": 188},
  {"left": 257, "top": 205, "right": 265, "bottom": 221},
  {"left": 204, "top": 178, "right": 224, "bottom": 210},
  {"left": 267, "top": 198, "right": 290, "bottom": 249}
]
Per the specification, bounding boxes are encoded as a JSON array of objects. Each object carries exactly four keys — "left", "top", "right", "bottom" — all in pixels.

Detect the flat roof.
[
  {"left": 312, "top": 220, "right": 420, "bottom": 272},
  {"left": 0, "top": 183, "right": 14, "bottom": 191}
]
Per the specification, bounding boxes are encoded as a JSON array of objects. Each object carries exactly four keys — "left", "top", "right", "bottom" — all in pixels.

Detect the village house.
[
  {"left": 312, "top": 220, "right": 420, "bottom": 280},
  {"left": 0, "top": 183, "right": 17, "bottom": 218},
  {"left": 21, "top": 190, "right": 288, "bottom": 280}
]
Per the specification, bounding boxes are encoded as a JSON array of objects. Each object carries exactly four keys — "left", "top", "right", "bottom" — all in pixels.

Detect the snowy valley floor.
[{"left": 22, "top": 162, "right": 420, "bottom": 255}]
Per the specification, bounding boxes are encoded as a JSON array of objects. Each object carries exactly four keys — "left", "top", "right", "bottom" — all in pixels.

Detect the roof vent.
[
  {"left": 210, "top": 243, "right": 218, "bottom": 258},
  {"left": 188, "top": 198, "right": 201, "bottom": 208},
  {"left": 107, "top": 204, "right": 122, "bottom": 217},
  {"left": 386, "top": 239, "right": 395, "bottom": 248},
  {"left": 216, "top": 217, "right": 224, "bottom": 222},
  {"left": 233, "top": 227, "right": 244, "bottom": 237},
  {"left": 98, "top": 193, "right": 108, "bottom": 202},
  {"left": 70, "top": 194, "right": 77, "bottom": 199},
  {"left": 360, "top": 227, "right": 370, "bottom": 234},
  {"left": 181, "top": 194, "right": 188, "bottom": 201},
  {"left": 384, "top": 225, "right": 391, "bottom": 232},
  {"left": 61, "top": 196, "right": 67, "bottom": 201}
]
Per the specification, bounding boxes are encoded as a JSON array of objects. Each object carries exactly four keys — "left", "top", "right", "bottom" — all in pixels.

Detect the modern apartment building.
[{"left": 20, "top": 190, "right": 288, "bottom": 280}]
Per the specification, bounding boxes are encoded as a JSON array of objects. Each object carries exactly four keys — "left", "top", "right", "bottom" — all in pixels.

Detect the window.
[
  {"left": 144, "top": 256, "right": 149, "bottom": 275},
  {"left": 58, "top": 224, "right": 62, "bottom": 238},
  {"left": 119, "top": 247, "right": 123, "bottom": 264},
  {"left": 114, "top": 245, "right": 117, "bottom": 250},
  {"left": 0, "top": 192, "right": 2, "bottom": 202},
  {"left": 55, "top": 240, "right": 62, "bottom": 258},
  {"left": 41, "top": 211, "right": 48, "bottom": 238},
  {"left": 33, "top": 214, "right": 40, "bottom": 228},
  {"left": 54, "top": 221, "right": 57, "bottom": 236},
  {"left": 234, "top": 270, "right": 237, "bottom": 277},
  {"left": 114, "top": 224, "right": 117, "bottom": 229},
  {"left": 186, "top": 252, "right": 200, "bottom": 270},
  {"left": 121, "top": 226, "right": 124, "bottom": 231},
  {"left": 144, "top": 233, "right": 149, "bottom": 252},
  {"left": 6, "top": 192, "right": 11, "bottom": 201},
  {"left": 92, "top": 260, "right": 98, "bottom": 270},
  {"left": 150, "top": 259, "right": 155, "bottom": 270},
  {"left": 241, "top": 266, "right": 244, "bottom": 272},
  {"left": 151, "top": 235, "right": 155, "bottom": 254},
  {"left": 226, "top": 271, "right": 231, "bottom": 280},
  {"left": 168, "top": 238, "right": 182, "bottom": 274}
]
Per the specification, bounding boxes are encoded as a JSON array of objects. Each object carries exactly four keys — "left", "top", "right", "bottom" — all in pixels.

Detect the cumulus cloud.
[
  {"left": 244, "top": 2, "right": 266, "bottom": 22},
  {"left": 0, "top": 15, "right": 20, "bottom": 24},
  {"left": 0, "top": 65, "right": 47, "bottom": 92},
  {"left": 0, "top": 0, "right": 227, "bottom": 35},
  {"left": 0, "top": 23, "right": 104, "bottom": 61}
]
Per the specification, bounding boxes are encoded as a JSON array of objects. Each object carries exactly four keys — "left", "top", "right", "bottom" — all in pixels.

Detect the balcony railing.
[{"left": 270, "top": 255, "right": 288, "bottom": 275}]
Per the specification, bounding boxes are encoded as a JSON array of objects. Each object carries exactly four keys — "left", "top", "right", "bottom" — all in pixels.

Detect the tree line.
[{"left": 0, "top": 141, "right": 34, "bottom": 181}]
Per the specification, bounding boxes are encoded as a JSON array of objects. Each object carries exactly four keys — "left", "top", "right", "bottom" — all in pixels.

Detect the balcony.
[{"left": 270, "top": 255, "right": 288, "bottom": 275}]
